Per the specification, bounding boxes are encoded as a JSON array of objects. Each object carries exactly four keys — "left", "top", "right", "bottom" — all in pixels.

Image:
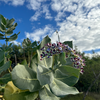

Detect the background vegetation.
[{"left": 0, "top": 14, "right": 100, "bottom": 100}]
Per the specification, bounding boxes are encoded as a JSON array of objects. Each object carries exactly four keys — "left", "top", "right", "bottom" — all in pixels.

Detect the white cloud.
[
  {"left": 50, "top": 0, "right": 100, "bottom": 52},
  {"left": 55, "top": 11, "right": 66, "bottom": 21},
  {"left": 27, "top": 0, "right": 52, "bottom": 21},
  {"left": 10, "top": 41, "right": 21, "bottom": 45},
  {"left": 26, "top": 0, "right": 46, "bottom": 10},
  {"left": 51, "top": 0, "right": 62, "bottom": 12},
  {"left": 84, "top": 0, "right": 100, "bottom": 8},
  {"left": 30, "top": 11, "right": 42, "bottom": 21},
  {"left": 2, "top": 0, "right": 100, "bottom": 53},
  {"left": 0, "top": 0, "right": 25, "bottom": 6},
  {"left": 30, "top": 5, "right": 53, "bottom": 21},
  {"left": 84, "top": 52, "right": 100, "bottom": 58},
  {"left": 42, "top": 5, "right": 53, "bottom": 20},
  {"left": 25, "top": 25, "right": 54, "bottom": 41}
]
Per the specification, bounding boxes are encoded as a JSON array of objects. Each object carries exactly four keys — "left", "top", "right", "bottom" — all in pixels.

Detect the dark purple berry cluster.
[{"left": 40, "top": 42, "right": 85, "bottom": 74}]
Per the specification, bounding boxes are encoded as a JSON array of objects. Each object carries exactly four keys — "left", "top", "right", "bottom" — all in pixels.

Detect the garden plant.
[{"left": 0, "top": 14, "right": 85, "bottom": 100}]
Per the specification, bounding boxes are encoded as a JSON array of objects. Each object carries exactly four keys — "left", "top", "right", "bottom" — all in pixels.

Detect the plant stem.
[{"left": 14, "top": 54, "right": 17, "bottom": 65}]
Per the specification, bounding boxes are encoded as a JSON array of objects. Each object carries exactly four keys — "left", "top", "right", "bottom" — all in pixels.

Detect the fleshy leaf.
[
  {"left": 39, "top": 86, "right": 60, "bottom": 100},
  {"left": 6, "top": 32, "right": 20, "bottom": 42},
  {"left": 0, "top": 14, "right": 6, "bottom": 25},
  {"left": 37, "top": 50, "right": 53, "bottom": 68},
  {"left": 54, "top": 69, "right": 79, "bottom": 86},
  {"left": 21, "top": 59, "right": 27, "bottom": 66},
  {"left": 22, "top": 38, "right": 31, "bottom": 48},
  {"left": 0, "top": 33, "right": 4, "bottom": 36},
  {"left": 66, "top": 57, "right": 73, "bottom": 66},
  {"left": 63, "top": 41, "right": 73, "bottom": 48},
  {"left": 39, "top": 35, "right": 51, "bottom": 49},
  {"left": 4, "top": 81, "right": 38, "bottom": 100},
  {"left": 6, "top": 23, "right": 17, "bottom": 32},
  {"left": 0, "top": 61, "right": 11, "bottom": 74},
  {"left": 30, "top": 54, "right": 38, "bottom": 73},
  {"left": 49, "top": 78, "right": 79, "bottom": 97},
  {"left": 0, "top": 73, "right": 11, "bottom": 84},
  {"left": 58, "top": 52, "right": 66, "bottom": 65},
  {"left": 6, "top": 18, "right": 15, "bottom": 28},
  {"left": 58, "top": 65, "right": 80, "bottom": 78},
  {"left": 11, "top": 64, "right": 41, "bottom": 92},
  {"left": 5, "top": 31, "right": 13, "bottom": 36},
  {"left": 0, "top": 51, "right": 4, "bottom": 64},
  {"left": 37, "top": 64, "right": 54, "bottom": 86}
]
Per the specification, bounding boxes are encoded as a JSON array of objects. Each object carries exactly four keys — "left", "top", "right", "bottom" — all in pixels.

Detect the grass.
[{"left": 60, "top": 92, "right": 100, "bottom": 100}]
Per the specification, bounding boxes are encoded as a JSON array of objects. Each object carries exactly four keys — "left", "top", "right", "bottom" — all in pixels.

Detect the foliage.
[
  {"left": 4, "top": 81, "right": 38, "bottom": 100},
  {"left": 0, "top": 14, "right": 20, "bottom": 46},
  {"left": 74, "top": 47, "right": 100, "bottom": 93},
  {"left": 0, "top": 14, "right": 86, "bottom": 100},
  {"left": 3, "top": 36, "right": 85, "bottom": 100},
  {"left": 0, "top": 50, "right": 11, "bottom": 84}
]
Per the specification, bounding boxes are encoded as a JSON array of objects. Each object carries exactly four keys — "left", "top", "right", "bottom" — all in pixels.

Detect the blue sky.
[{"left": 0, "top": 0, "right": 100, "bottom": 57}]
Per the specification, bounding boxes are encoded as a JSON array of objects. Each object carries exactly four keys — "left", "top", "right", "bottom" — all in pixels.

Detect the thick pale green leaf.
[
  {"left": 11, "top": 64, "right": 41, "bottom": 92},
  {"left": 5, "top": 31, "right": 13, "bottom": 36},
  {"left": 0, "top": 33, "right": 4, "bottom": 36},
  {"left": 52, "top": 55, "right": 60, "bottom": 69},
  {"left": 7, "top": 43, "right": 12, "bottom": 49},
  {"left": 0, "top": 21, "right": 6, "bottom": 29},
  {"left": 0, "top": 25, "right": 6, "bottom": 32},
  {"left": 25, "top": 91, "right": 38, "bottom": 100},
  {"left": 30, "top": 54, "right": 38, "bottom": 73},
  {"left": 0, "top": 51, "right": 6, "bottom": 67},
  {"left": 37, "top": 64, "right": 54, "bottom": 86},
  {"left": 6, "top": 23, "right": 17, "bottom": 33},
  {"left": 18, "top": 48, "right": 24, "bottom": 54},
  {"left": 58, "top": 65, "right": 80, "bottom": 78},
  {"left": 6, "top": 18, "right": 15, "bottom": 28},
  {"left": 0, "top": 36, "right": 4, "bottom": 39},
  {"left": 0, "top": 51, "right": 4, "bottom": 63},
  {"left": 58, "top": 52, "right": 66, "bottom": 65},
  {"left": 31, "top": 41, "right": 37, "bottom": 47},
  {"left": 0, "top": 73, "right": 11, "bottom": 84},
  {"left": 63, "top": 41, "right": 73, "bottom": 48},
  {"left": 66, "top": 57, "right": 73, "bottom": 66},
  {"left": 0, "top": 60, "right": 4, "bottom": 67},
  {"left": 0, "top": 14, "right": 6, "bottom": 25},
  {"left": 0, "top": 61, "right": 11, "bottom": 74},
  {"left": 22, "top": 38, "right": 31, "bottom": 48},
  {"left": 39, "top": 86, "right": 60, "bottom": 100},
  {"left": 6, "top": 32, "right": 20, "bottom": 42},
  {"left": 54, "top": 69, "right": 79, "bottom": 86},
  {"left": 39, "top": 35, "right": 51, "bottom": 49},
  {"left": 37, "top": 50, "right": 53, "bottom": 68},
  {"left": 21, "top": 59, "right": 27, "bottom": 66},
  {"left": 4, "top": 81, "right": 38, "bottom": 100},
  {"left": 49, "top": 78, "right": 79, "bottom": 97}
]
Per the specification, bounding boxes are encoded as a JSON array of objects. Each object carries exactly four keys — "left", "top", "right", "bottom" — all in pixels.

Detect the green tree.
[{"left": 0, "top": 14, "right": 20, "bottom": 46}]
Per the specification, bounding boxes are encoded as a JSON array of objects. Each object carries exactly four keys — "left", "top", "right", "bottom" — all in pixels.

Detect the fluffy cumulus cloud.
[
  {"left": 84, "top": 52, "right": 100, "bottom": 58},
  {"left": 25, "top": 25, "right": 54, "bottom": 41},
  {"left": 1, "top": 0, "right": 100, "bottom": 53},
  {"left": 26, "top": 0, "right": 43, "bottom": 10},
  {"left": 27, "top": 0, "right": 52, "bottom": 21},
  {"left": 50, "top": 0, "right": 100, "bottom": 52},
  {"left": 10, "top": 41, "right": 21, "bottom": 45},
  {"left": 0, "top": 0, "right": 25, "bottom": 6},
  {"left": 42, "top": 5, "right": 53, "bottom": 20},
  {"left": 30, "top": 11, "right": 42, "bottom": 21},
  {"left": 28, "top": 0, "right": 100, "bottom": 52}
]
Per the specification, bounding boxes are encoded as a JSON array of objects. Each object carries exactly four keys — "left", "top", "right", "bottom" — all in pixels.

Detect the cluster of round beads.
[{"left": 40, "top": 42, "right": 85, "bottom": 74}]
